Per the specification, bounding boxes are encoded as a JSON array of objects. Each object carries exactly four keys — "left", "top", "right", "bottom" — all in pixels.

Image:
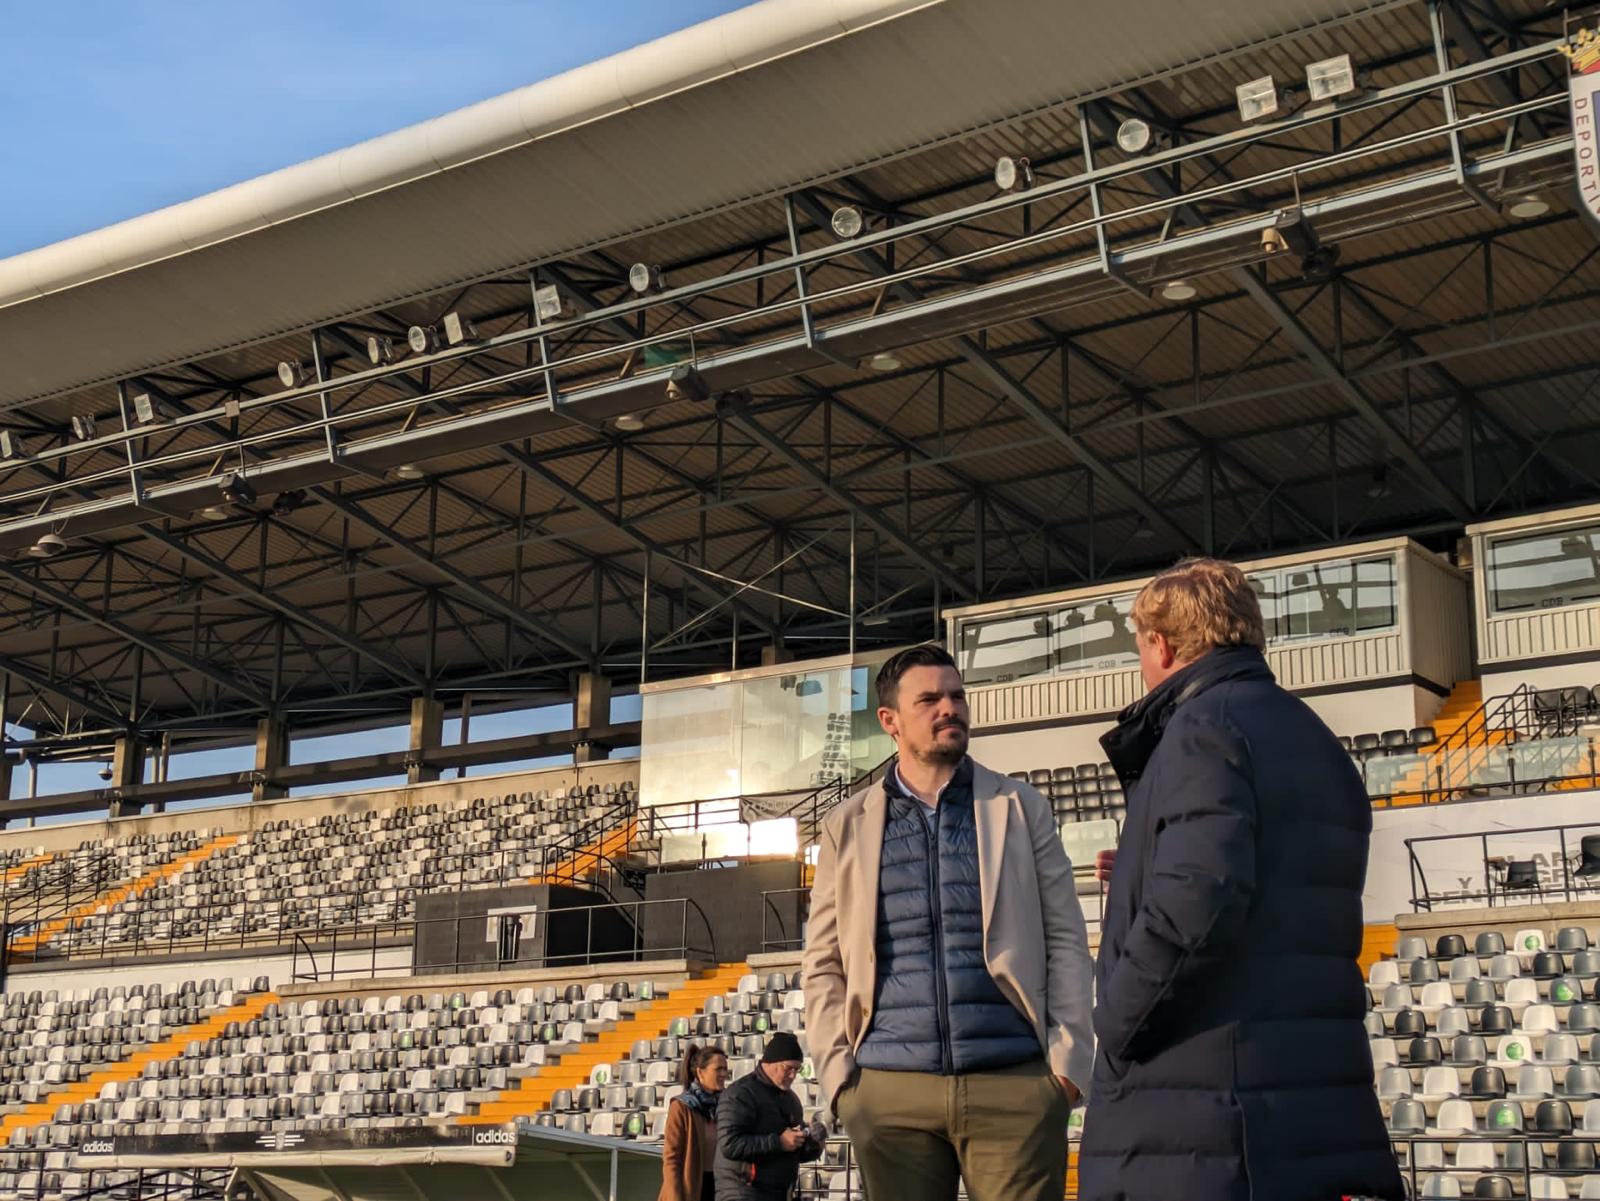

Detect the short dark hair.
[{"left": 875, "top": 644, "right": 959, "bottom": 709}]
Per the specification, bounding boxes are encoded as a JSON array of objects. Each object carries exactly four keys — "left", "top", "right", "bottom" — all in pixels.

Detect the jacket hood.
[{"left": 1100, "top": 645, "right": 1273, "bottom": 784}]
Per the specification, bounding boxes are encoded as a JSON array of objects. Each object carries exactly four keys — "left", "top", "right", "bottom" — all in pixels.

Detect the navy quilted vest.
[{"left": 855, "top": 759, "right": 1039, "bottom": 1075}]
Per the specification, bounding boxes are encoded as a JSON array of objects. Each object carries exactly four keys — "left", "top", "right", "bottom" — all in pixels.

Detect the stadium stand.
[{"left": 0, "top": 785, "right": 636, "bottom": 961}]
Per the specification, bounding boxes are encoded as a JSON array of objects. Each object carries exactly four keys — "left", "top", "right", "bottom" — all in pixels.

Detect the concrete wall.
[
  {"left": 2, "top": 946, "right": 415, "bottom": 998},
  {"left": 0, "top": 759, "right": 641, "bottom": 856},
  {"left": 1481, "top": 661, "right": 1600, "bottom": 706}
]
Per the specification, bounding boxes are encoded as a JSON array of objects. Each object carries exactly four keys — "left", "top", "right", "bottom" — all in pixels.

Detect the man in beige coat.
[{"left": 801, "top": 644, "right": 1094, "bottom": 1201}]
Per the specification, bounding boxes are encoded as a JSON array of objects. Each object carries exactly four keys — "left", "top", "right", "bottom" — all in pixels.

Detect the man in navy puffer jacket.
[
  {"left": 1081, "top": 558, "right": 1402, "bottom": 1201},
  {"left": 803, "top": 645, "right": 1095, "bottom": 1201}
]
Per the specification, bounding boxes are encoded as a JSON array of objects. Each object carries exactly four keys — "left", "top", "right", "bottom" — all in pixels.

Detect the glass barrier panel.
[{"left": 1488, "top": 521, "right": 1600, "bottom": 614}]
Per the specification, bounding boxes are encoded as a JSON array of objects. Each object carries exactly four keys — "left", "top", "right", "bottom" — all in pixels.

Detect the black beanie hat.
[{"left": 761, "top": 1031, "right": 804, "bottom": 1064}]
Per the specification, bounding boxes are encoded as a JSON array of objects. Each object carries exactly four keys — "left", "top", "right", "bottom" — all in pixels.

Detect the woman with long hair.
[{"left": 660, "top": 1044, "right": 730, "bottom": 1201}]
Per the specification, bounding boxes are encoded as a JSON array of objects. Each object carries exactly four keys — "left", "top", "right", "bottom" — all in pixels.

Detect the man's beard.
[{"left": 913, "top": 725, "right": 968, "bottom": 766}]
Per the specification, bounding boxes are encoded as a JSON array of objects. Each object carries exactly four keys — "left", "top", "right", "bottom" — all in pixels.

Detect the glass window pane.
[
  {"left": 1354, "top": 557, "right": 1397, "bottom": 632},
  {"left": 740, "top": 668, "right": 854, "bottom": 795},
  {"left": 1282, "top": 561, "right": 1355, "bottom": 639},
  {"left": 958, "top": 612, "right": 1052, "bottom": 685},
  {"left": 1488, "top": 524, "right": 1600, "bottom": 613},
  {"left": 1055, "top": 593, "right": 1138, "bottom": 674},
  {"left": 1248, "top": 571, "right": 1282, "bottom": 641},
  {"left": 640, "top": 685, "right": 741, "bottom": 813}
]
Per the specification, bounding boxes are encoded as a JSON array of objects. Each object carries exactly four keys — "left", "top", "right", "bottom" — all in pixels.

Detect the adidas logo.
[
  {"left": 81, "top": 1141, "right": 114, "bottom": 1154},
  {"left": 473, "top": 1130, "right": 516, "bottom": 1145}
]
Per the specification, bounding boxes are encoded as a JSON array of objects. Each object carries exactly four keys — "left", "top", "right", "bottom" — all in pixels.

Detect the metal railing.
[
  {"left": 1390, "top": 1135, "right": 1580, "bottom": 1201},
  {"left": 0, "top": 1161, "right": 234, "bottom": 1201},
  {"left": 289, "top": 895, "right": 716, "bottom": 983},
  {"left": 760, "top": 887, "right": 812, "bottom": 954},
  {"left": 1405, "top": 819, "right": 1600, "bottom": 912}
]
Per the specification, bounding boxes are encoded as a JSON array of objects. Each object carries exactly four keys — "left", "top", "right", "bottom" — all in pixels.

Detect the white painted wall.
[
  {"left": 1482, "top": 662, "right": 1600, "bottom": 706},
  {"left": 1, "top": 946, "right": 414, "bottom": 999},
  {"left": 970, "top": 721, "right": 1115, "bottom": 776}
]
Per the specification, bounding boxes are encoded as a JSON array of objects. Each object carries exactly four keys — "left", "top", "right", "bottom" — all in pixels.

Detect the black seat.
[
  {"left": 1435, "top": 934, "right": 1467, "bottom": 960},
  {"left": 1409, "top": 726, "right": 1438, "bottom": 751},
  {"left": 1379, "top": 729, "right": 1409, "bottom": 755},
  {"left": 1470, "top": 1177, "right": 1514, "bottom": 1200}
]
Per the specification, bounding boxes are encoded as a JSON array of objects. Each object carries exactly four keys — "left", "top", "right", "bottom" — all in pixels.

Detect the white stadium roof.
[{"left": 0, "top": 0, "right": 1399, "bottom": 407}]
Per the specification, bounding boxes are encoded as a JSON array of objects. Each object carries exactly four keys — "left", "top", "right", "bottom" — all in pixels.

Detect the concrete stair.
[
  {"left": 530, "top": 820, "right": 636, "bottom": 886},
  {"left": 457, "top": 961, "right": 749, "bottom": 1125},
  {"left": 0, "top": 989, "right": 276, "bottom": 1140},
  {"left": 9, "top": 834, "right": 238, "bottom": 956}
]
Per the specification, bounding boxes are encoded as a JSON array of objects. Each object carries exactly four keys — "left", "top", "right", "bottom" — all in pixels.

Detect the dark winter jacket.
[
  {"left": 714, "top": 1067, "right": 820, "bottom": 1199},
  {"left": 855, "top": 758, "right": 1040, "bottom": 1075},
  {"left": 1079, "top": 645, "right": 1402, "bottom": 1201}
]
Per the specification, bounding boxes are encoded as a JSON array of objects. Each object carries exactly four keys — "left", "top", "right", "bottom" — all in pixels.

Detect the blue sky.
[
  {"left": 0, "top": 0, "right": 747, "bottom": 257},
  {"left": 2, "top": 0, "right": 713, "bottom": 814}
]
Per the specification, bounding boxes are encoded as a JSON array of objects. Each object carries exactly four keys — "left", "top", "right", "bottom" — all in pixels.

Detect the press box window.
[{"left": 1488, "top": 523, "right": 1600, "bottom": 614}]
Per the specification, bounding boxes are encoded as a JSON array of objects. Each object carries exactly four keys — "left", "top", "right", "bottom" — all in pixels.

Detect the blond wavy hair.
[{"left": 1131, "top": 557, "right": 1266, "bottom": 664}]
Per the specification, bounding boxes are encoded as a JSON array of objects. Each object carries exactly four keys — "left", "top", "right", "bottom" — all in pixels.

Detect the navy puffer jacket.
[
  {"left": 855, "top": 758, "right": 1039, "bottom": 1075},
  {"left": 1079, "top": 646, "right": 1402, "bottom": 1201}
]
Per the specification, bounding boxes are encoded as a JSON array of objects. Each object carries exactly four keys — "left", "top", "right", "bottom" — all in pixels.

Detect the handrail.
[{"left": 1403, "top": 818, "right": 1600, "bottom": 911}]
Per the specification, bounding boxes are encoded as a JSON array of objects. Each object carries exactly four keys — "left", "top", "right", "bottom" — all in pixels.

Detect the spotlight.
[
  {"left": 29, "top": 533, "right": 67, "bottom": 558},
  {"left": 614, "top": 413, "right": 645, "bottom": 432},
  {"left": 860, "top": 614, "right": 892, "bottom": 628},
  {"left": 406, "top": 326, "right": 437, "bottom": 355},
  {"left": 532, "top": 283, "right": 565, "bottom": 323},
  {"left": 97, "top": 764, "right": 113, "bottom": 782},
  {"left": 1508, "top": 194, "right": 1550, "bottom": 219},
  {"left": 664, "top": 364, "right": 710, "bottom": 403},
  {"left": 70, "top": 414, "right": 96, "bottom": 442},
  {"left": 276, "top": 361, "right": 308, "bottom": 389},
  {"left": 1160, "top": 279, "right": 1197, "bottom": 302},
  {"left": 1235, "top": 76, "right": 1278, "bottom": 123},
  {"left": 0, "top": 431, "right": 25, "bottom": 459},
  {"left": 198, "top": 504, "right": 231, "bottom": 522},
  {"left": 441, "top": 312, "right": 478, "bottom": 346},
  {"left": 1260, "top": 227, "right": 1289, "bottom": 255},
  {"left": 628, "top": 263, "right": 665, "bottom": 294},
  {"left": 1116, "top": 118, "right": 1152, "bottom": 154},
  {"left": 389, "top": 463, "right": 425, "bottom": 482},
  {"left": 131, "top": 392, "right": 168, "bottom": 425},
  {"left": 218, "top": 472, "right": 256, "bottom": 506},
  {"left": 1133, "top": 519, "right": 1156, "bottom": 541},
  {"left": 1365, "top": 465, "right": 1392, "bottom": 500},
  {"left": 993, "top": 155, "right": 1033, "bottom": 193},
  {"left": 366, "top": 335, "right": 396, "bottom": 365},
  {"left": 271, "top": 488, "right": 307, "bottom": 516},
  {"left": 1301, "top": 244, "right": 1341, "bottom": 279},
  {"left": 865, "top": 351, "right": 902, "bottom": 372},
  {"left": 1305, "top": 54, "right": 1357, "bottom": 103},
  {"left": 830, "top": 205, "right": 865, "bottom": 240}
]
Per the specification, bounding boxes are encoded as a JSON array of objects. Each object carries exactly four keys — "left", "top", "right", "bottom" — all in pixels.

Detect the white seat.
[
  {"left": 1454, "top": 1142, "right": 1496, "bottom": 1171},
  {"left": 1368, "top": 960, "right": 1401, "bottom": 988},
  {"left": 1420, "top": 1175, "right": 1461, "bottom": 1200},
  {"left": 1417, "top": 982, "right": 1453, "bottom": 1018},
  {"left": 1524, "top": 1004, "right": 1560, "bottom": 1036},
  {"left": 1530, "top": 1176, "right": 1570, "bottom": 1200},
  {"left": 1430, "top": 1099, "right": 1475, "bottom": 1136},
  {"left": 1504, "top": 978, "right": 1541, "bottom": 1008},
  {"left": 1418, "top": 1066, "right": 1459, "bottom": 1102},
  {"left": 1514, "top": 929, "right": 1550, "bottom": 960}
]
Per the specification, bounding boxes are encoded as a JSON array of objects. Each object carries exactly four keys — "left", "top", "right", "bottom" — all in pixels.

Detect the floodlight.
[
  {"left": 131, "top": 392, "right": 167, "bottom": 425},
  {"left": 1508, "top": 194, "right": 1550, "bottom": 219},
  {"left": 198, "top": 504, "right": 231, "bottom": 522},
  {"left": 614, "top": 413, "right": 646, "bottom": 432},
  {"left": 70, "top": 415, "right": 96, "bottom": 442},
  {"left": 276, "top": 361, "right": 308, "bottom": 389},
  {"left": 830, "top": 205, "right": 864, "bottom": 240},
  {"left": 859, "top": 613, "right": 891, "bottom": 628},
  {"left": 1301, "top": 244, "right": 1341, "bottom": 279},
  {"left": 271, "top": 489, "right": 307, "bottom": 516},
  {"left": 442, "top": 311, "right": 478, "bottom": 346},
  {"left": 1116, "top": 118, "right": 1152, "bottom": 154},
  {"left": 29, "top": 533, "right": 67, "bottom": 558},
  {"left": 389, "top": 463, "right": 425, "bottom": 482},
  {"left": 533, "top": 283, "right": 565, "bottom": 322},
  {"left": 628, "top": 263, "right": 664, "bottom": 294},
  {"left": 1236, "top": 76, "right": 1278, "bottom": 122},
  {"left": 1160, "top": 279, "right": 1197, "bottom": 302},
  {"left": 993, "top": 155, "right": 1033, "bottom": 193},
  {"left": 1305, "top": 54, "right": 1356, "bottom": 103},
  {"left": 366, "top": 335, "right": 396, "bottom": 365},
  {"left": 665, "top": 364, "right": 710, "bottom": 403},
  {"left": 218, "top": 472, "right": 256, "bottom": 506},
  {"left": 1133, "top": 519, "right": 1155, "bottom": 541},
  {"left": 0, "top": 431, "right": 24, "bottom": 459},
  {"left": 406, "top": 326, "right": 436, "bottom": 355},
  {"left": 865, "top": 352, "right": 902, "bottom": 372}
]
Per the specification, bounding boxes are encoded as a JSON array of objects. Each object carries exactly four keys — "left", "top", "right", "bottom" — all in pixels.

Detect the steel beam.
[
  {"left": 0, "top": 563, "right": 269, "bottom": 707},
  {"left": 0, "top": 652, "right": 130, "bottom": 728}
]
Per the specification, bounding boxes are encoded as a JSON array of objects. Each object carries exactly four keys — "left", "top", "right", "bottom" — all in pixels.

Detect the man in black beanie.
[{"left": 715, "top": 1032, "right": 824, "bottom": 1200}]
